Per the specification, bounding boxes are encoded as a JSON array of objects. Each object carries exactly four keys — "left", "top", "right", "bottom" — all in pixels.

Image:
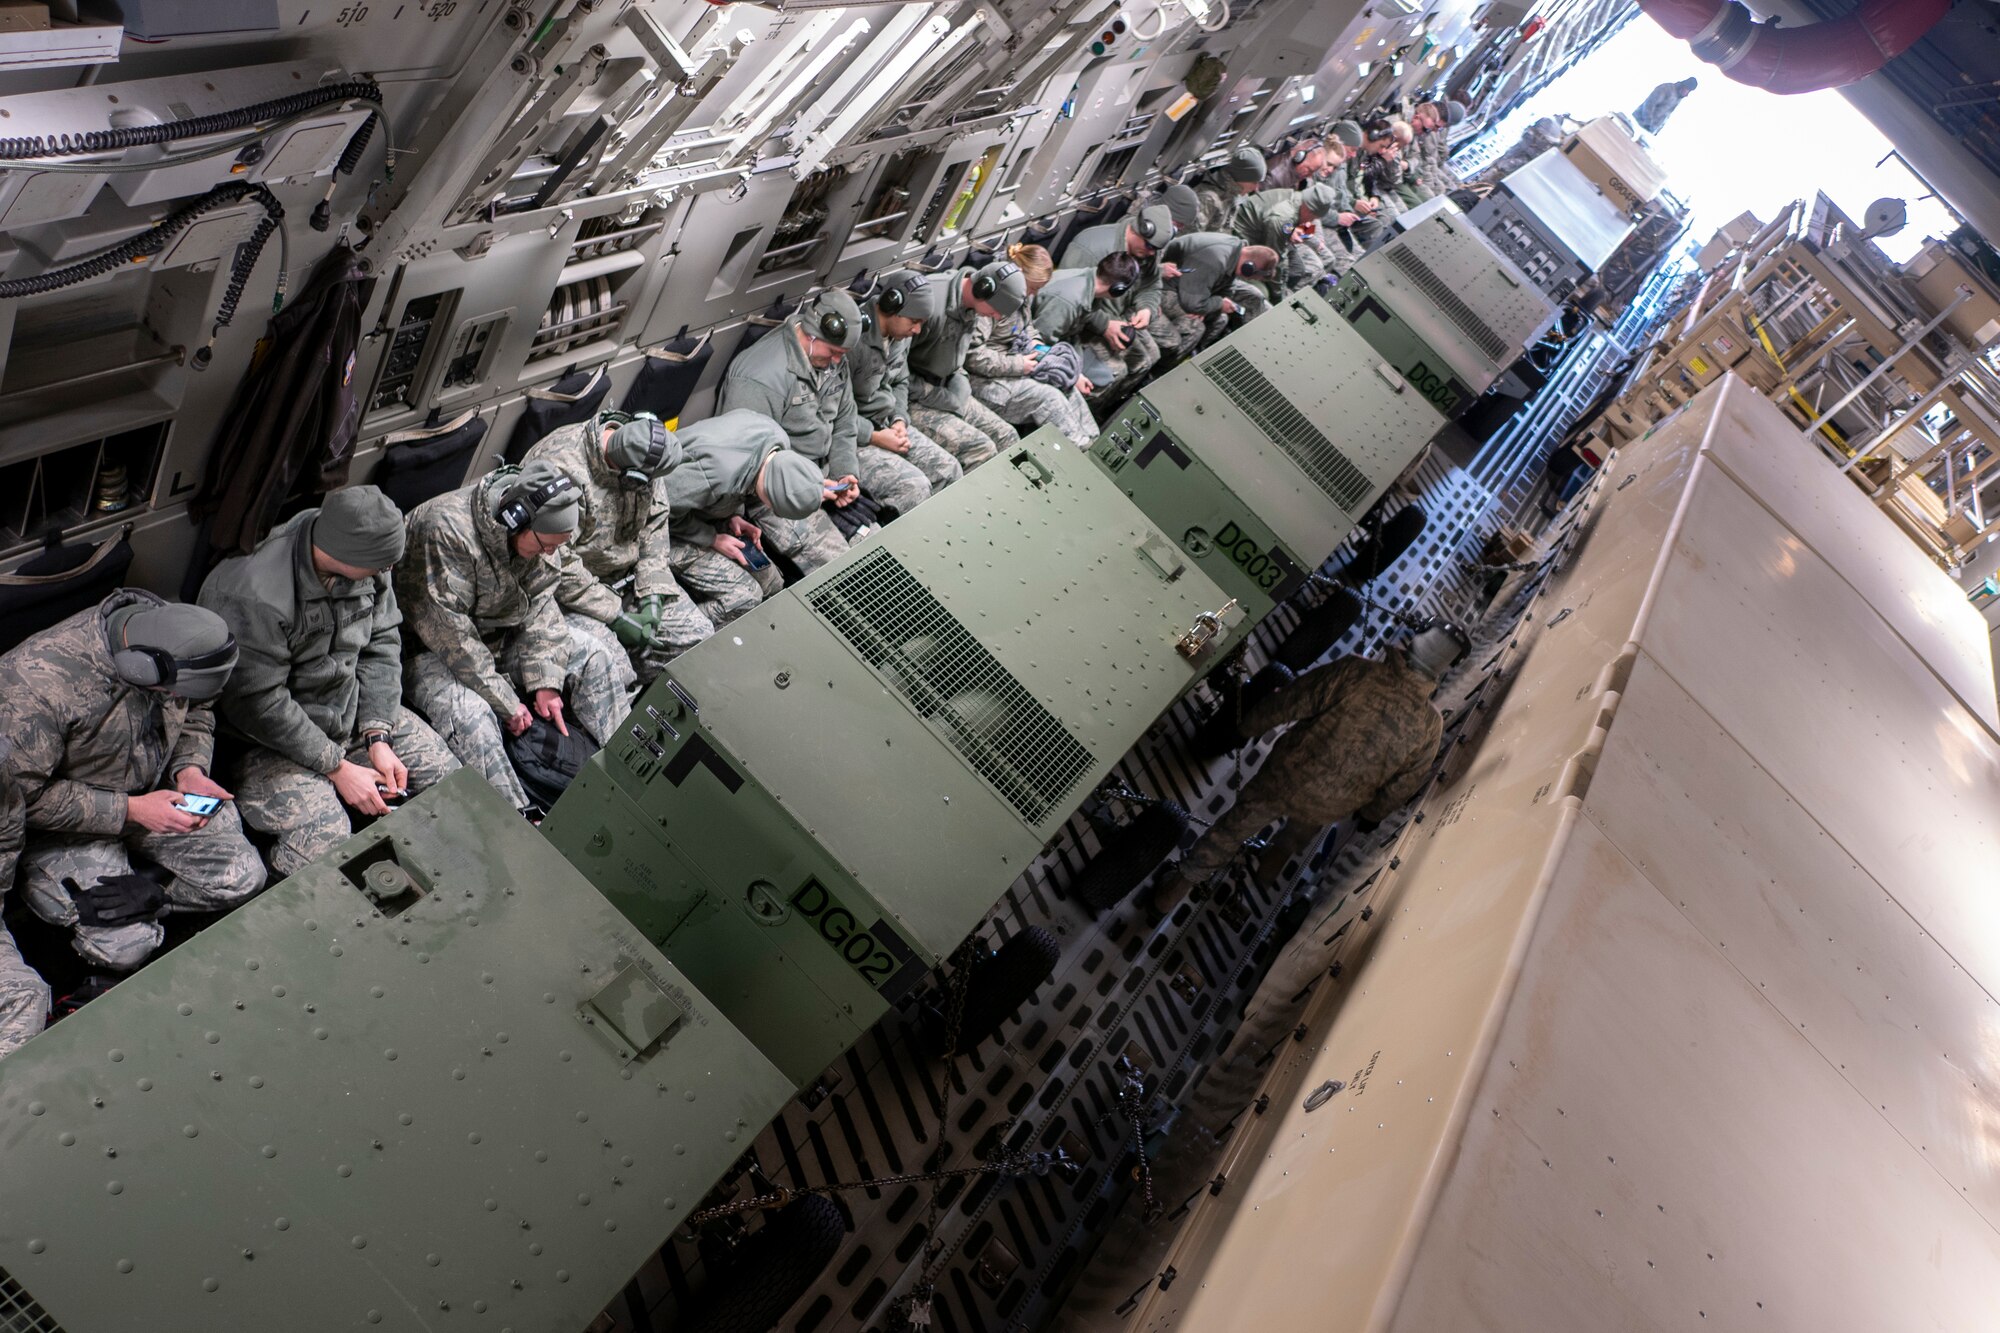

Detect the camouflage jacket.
[
  {"left": 0, "top": 742, "right": 22, "bottom": 890},
  {"left": 848, "top": 320, "right": 915, "bottom": 432},
  {"left": 1634, "top": 81, "right": 1687, "bottom": 135},
  {"left": 199, "top": 508, "right": 404, "bottom": 775},
  {"left": 0, "top": 590, "right": 218, "bottom": 837},
  {"left": 1414, "top": 126, "right": 1449, "bottom": 175},
  {"left": 1160, "top": 231, "right": 1244, "bottom": 316},
  {"left": 1192, "top": 171, "right": 1242, "bottom": 232},
  {"left": 1241, "top": 649, "right": 1443, "bottom": 823},
  {"left": 395, "top": 472, "right": 570, "bottom": 719},
  {"left": 965, "top": 310, "right": 1034, "bottom": 380},
  {"left": 719, "top": 317, "right": 862, "bottom": 483},
  {"left": 1361, "top": 148, "right": 1405, "bottom": 203},
  {"left": 1060, "top": 221, "right": 1162, "bottom": 323},
  {"left": 522, "top": 414, "right": 676, "bottom": 620}
]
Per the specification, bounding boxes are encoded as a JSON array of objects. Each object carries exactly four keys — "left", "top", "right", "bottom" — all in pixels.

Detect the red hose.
[
  {"left": 1637, "top": 0, "right": 1721, "bottom": 40},
  {"left": 1636, "top": 0, "right": 1951, "bottom": 94}
]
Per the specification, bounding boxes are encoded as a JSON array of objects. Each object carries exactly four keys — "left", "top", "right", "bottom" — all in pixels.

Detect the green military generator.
[
  {"left": 1090, "top": 287, "right": 1446, "bottom": 620},
  {"left": 544, "top": 433, "right": 1241, "bottom": 1084},
  {"left": 0, "top": 770, "right": 793, "bottom": 1331}
]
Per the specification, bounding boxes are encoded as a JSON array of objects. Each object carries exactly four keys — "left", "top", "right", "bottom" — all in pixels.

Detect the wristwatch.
[{"left": 363, "top": 729, "right": 391, "bottom": 748}]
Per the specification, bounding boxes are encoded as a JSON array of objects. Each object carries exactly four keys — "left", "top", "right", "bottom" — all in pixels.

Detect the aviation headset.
[
  {"left": 802, "top": 290, "right": 855, "bottom": 347},
  {"left": 1106, "top": 272, "right": 1134, "bottom": 297},
  {"left": 495, "top": 471, "right": 580, "bottom": 534},
  {"left": 970, "top": 261, "right": 1021, "bottom": 302},
  {"left": 112, "top": 637, "right": 237, "bottom": 690},
  {"left": 875, "top": 272, "right": 925, "bottom": 316},
  {"left": 612, "top": 412, "right": 674, "bottom": 488},
  {"left": 1131, "top": 212, "right": 1165, "bottom": 245},
  {"left": 1290, "top": 136, "right": 1319, "bottom": 166}
]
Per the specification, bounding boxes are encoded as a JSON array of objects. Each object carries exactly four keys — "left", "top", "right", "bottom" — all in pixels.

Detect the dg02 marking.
[{"left": 789, "top": 879, "right": 927, "bottom": 1001}]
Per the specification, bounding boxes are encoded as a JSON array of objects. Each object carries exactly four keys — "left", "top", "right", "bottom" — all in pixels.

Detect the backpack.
[{"left": 504, "top": 712, "right": 600, "bottom": 815}]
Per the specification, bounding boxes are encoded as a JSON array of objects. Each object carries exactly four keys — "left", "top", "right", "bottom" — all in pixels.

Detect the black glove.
[{"left": 65, "top": 874, "right": 168, "bottom": 927}]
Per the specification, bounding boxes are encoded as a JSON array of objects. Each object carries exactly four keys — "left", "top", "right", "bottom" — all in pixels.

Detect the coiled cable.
[
  {"left": 0, "top": 181, "right": 288, "bottom": 371},
  {"left": 0, "top": 79, "right": 383, "bottom": 160},
  {"left": 0, "top": 181, "right": 274, "bottom": 299}
]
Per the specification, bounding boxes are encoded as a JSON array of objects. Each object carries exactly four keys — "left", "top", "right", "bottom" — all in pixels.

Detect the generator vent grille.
[
  {"left": 811, "top": 548, "right": 1093, "bottom": 827},
  {"left": 1201, "top": 347, "right": 1372, "bottom": 512},
  {"left": 1385, "top": 242, "right": 1510, "bottom": 362},
  {"left": 0, "top": 1266, "right": 64, "bottom": 1333}
]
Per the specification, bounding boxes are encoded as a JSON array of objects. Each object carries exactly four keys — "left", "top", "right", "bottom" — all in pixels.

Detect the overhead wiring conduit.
[{"left": 1636, "top": 0, "right": 1951, "bottom": 94}]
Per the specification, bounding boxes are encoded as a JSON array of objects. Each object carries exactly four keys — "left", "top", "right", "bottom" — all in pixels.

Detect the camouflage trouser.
[
  {"left": 668, "top": 540, "right": 783, "bottom": 626},
  {"left": 908, "top": 398, "right": 1017, "bottom": 472},
  {"left": 0, "top": 916, "right": 49, "bottom": 1059},
  {"left": 753, "top": 504, "right": 848, "bottom": 576},
  {"left": 567, "top": 592, "right": 713, "bottom": 685},
  {"left": 1160, "top": 289, "right": 1223, "bottom": 353},
  {"left": 856, "top": 443, "right": 934, "bottom": 517},
  {"left": 566, "top": 614, "right": 641, "bottom": 704},
  {"left": 1148, "top": 306, "right": 1190, "bottom": 359},
  {"left": 1172, "top": 753, "right": 1345, "bottom": 893},
  {"left": 1078, "top": 327, "right": 1160, "bottom": 400},
  {"left": 1231, "top": 281, "right": 1272, "bottom": 320},
  {"left": 972, "top": 376, "right": 1098, "bottom": 446},
  {"left": 405, "top": 622, "right": 628, "bottom": 812},
  {"left": 1284, "top": 240, "right": 1330, "bottom": 292},
  {"left": 18, "top": 805, "right": 267, "bottom": 971},
  {"left": 901, "top": 425, "right": 964, "bottom": 492},
  {"left": 231, "top": 707, "right": 459, "bottom": 878}
]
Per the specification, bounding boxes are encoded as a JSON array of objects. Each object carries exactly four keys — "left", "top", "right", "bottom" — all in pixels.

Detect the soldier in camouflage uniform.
[
  {"left": 1153, "top": 625, "right": 1466, "bottom": 910},
  {"left": 522, "top": 412, "right": 712, "bottom": 681},
  {"left": 396, "top": 461, "right": 626, "bottom": 811},
  {"left": 1634, "top": 78, "right": 1696, "bottom": 135},
  {"left": 0, "top": 744, "right": 49, "bottom": 1059},
  {"left": 1192, "top": 146, "right": 1268, "bottom": 232},
  {"left": 1232, "top": 181, "right": 1340, "bottom": 293},
  {"left": 720, "top": 289, "right": 866, "bottom": 574},
  {"left": 1475, "top": 114, "right": 1567, "bottom": 187},
  {"left": 1262, "top": 135, "right": 1327, "bottom": 193},
  {"left": 0, "top": 591, "right": 265, "bottom": 970},
  {"left": 908, "top": 260, "right": 1030, "bottom": 469},
  {"left": 1158, "top": 233, "right": 1278, "bottom": 350},
  {"left": 1329, "top": 119, "right": 1389, "bottom": 253},
  {"left": 1408, "top": 102, "right": 1463, "bottom": 197},
  {"left": 849, "top": 270, "right": 962, "bottom": 515},
  {"left": 1058, "top": 202, "right": 1176, "bottom": 387},
  {"left": 199, "top": 486, "right": 458, "bottom": 878},
  {"left": 968, "top": 243, "right": 1098, "bottom": 446},
  {"left": 1031, "top": 258, "right": 1141, "bottom": 394},
  {"left": 665, "top": 411, "right": 826, "bottom": 623}
]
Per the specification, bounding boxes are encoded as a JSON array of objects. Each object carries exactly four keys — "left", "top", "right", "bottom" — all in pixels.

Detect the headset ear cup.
[
  {"left": 112, "top": 646, "right": 169, "bottom": 688},
  {"left": 972, "top": 273, "right": 996, "bottom": 301}
]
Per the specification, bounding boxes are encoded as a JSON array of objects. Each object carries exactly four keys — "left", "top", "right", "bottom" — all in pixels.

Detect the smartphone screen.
[
  {"left": 175, "top": 794, "right": 222, "bottom": 816},
  {"left": 742, "top": 545, "right": 771, "bottom": 571}
]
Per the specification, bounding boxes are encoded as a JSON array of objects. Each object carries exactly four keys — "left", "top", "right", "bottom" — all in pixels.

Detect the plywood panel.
[
  {"left": 1638, "top": 463, "right": 2000, "bottom": 1002},
  {"left": 1587, "top": 654, "right": 2000, "bottom": 1229},
  {"left": 1692, "top": 378, "right": 1999, "bottom": 729},
  {"left": 1392, "top": 818, "right": 2000, "bottom": 1333}
]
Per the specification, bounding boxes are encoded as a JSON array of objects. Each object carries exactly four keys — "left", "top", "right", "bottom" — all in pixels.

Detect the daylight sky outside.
[{"left": 1478, "top": 17, "right": 1960, "bottom": 262}]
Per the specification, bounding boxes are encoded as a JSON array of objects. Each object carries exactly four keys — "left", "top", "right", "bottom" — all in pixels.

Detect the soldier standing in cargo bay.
[{"left": 1152, "top": 625, "right": 1467, "bottom": 910}]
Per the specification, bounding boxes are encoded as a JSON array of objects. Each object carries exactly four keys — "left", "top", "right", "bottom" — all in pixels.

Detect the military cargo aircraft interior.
[{"left": 2, "top": 0, "right": 2000, "bottom": 1330}]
